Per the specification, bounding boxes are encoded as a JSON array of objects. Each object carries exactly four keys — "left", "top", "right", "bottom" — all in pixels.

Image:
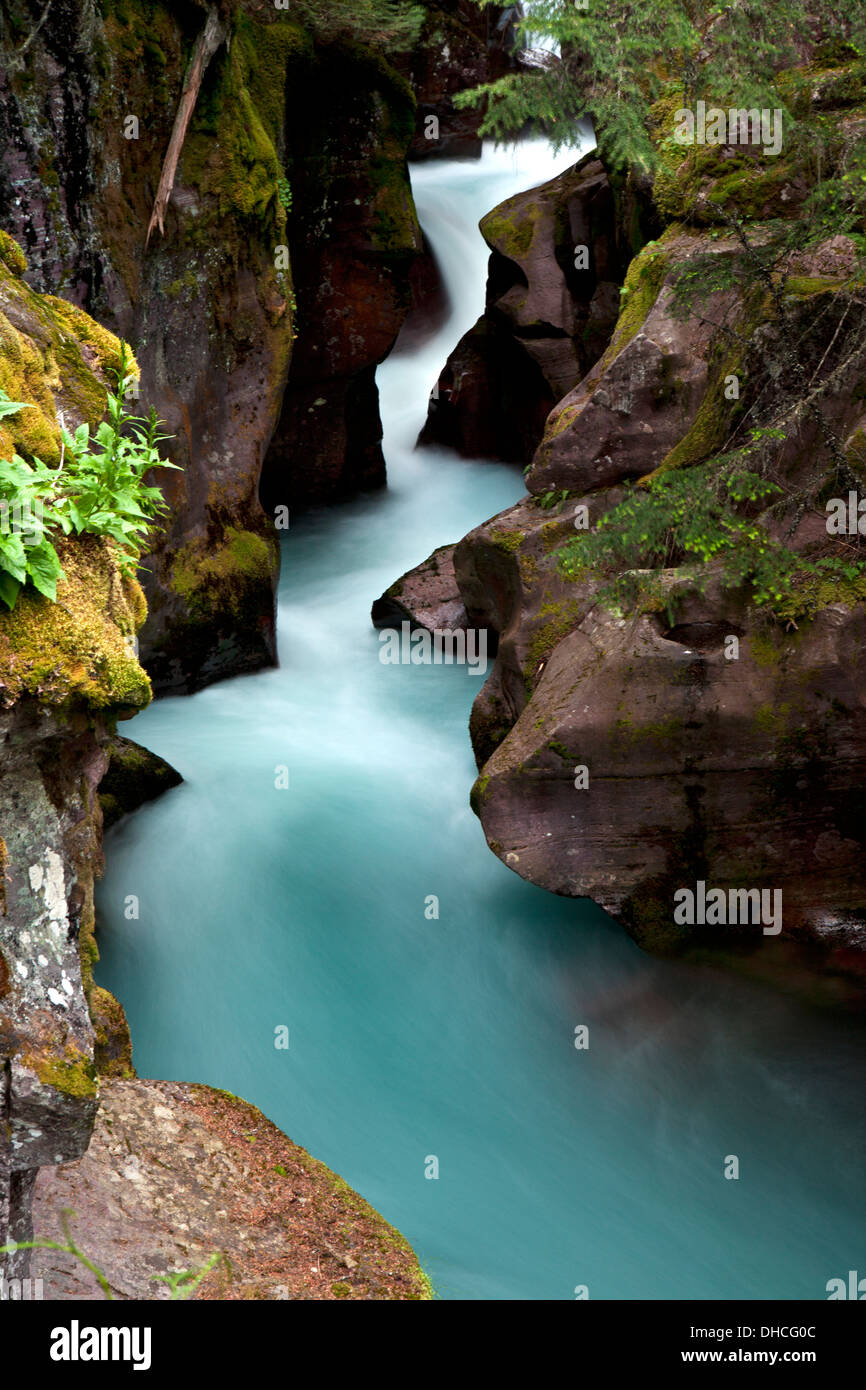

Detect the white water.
[{"left": 97, "top": 138, "right": 866, "bottom": 1300}]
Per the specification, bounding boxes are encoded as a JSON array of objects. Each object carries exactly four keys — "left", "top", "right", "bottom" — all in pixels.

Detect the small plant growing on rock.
[
  {"left": 0, "top": 1208, "right": 222, "bottom": 1301},
  {"left": 0, "top": 345, "right": 178, "bottom": 610}
]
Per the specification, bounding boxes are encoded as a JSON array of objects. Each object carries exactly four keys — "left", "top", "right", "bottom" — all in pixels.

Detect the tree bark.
[{"left": 145, "top": 5, "right": 227, "bottom": 248}]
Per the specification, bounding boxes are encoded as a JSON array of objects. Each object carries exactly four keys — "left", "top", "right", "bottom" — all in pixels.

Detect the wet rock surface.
[
  {"left": 419, "top": 153, "right": 653, "bottom": 461},
  {"left": 372, "top": 542, "right": 468, "bottom": 632},
  {"left": 99, "top": 736, "right": 182, "bottom": 832}
]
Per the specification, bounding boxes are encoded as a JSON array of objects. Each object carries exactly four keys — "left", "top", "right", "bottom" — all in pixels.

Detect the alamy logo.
[
  {"left": 673, "top": 881, "right": 782, "bottom": 935},
  {"left": 826, "top": 493, "right": 866, "bottom": 534},
  {"left": 378, "top": 620, "right": 488, "bottom": 677},
  {"left": 0, "top": 498, "right": 43, "bottom": 546},
  {"left": 826, "top": 1270, "right": 866, "bottom": 1299},
  {"left": 673, "top": 101, "right": 783, "bottom": 156},
  {"left": 50, "top": 1321, "right": 152, "bottom": 1371},
  {"left": 0, "top": 1275, "right": 43, "bottom": 1300}
]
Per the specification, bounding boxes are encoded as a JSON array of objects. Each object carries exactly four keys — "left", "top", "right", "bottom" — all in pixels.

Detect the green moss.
[
  {"left": 41, "top": 295, "right": 132, "bottom": 383},
  {"left": 0, "top": 229, "right": 27, "bottom": 276},
  {"left": 488, "top": 528, "right": 525, "bottom": 553},
  {"left": 90, "top": 984, "right": 135, "bottom": 1079},
  {"left": 706, "top": 164, "right": 797, "bottom": 220},
  {"left": 181, "top": 25, "right": 289, "bottom": 235},
  {"left": 782, "top": 275, "right": 851, "bottom": 297},
  {"left": 0, "top": 536, "right": 150, "bottom": 710},
  {"left": 775, "top": 567, "right": 866, "bottom": 622},
  {"left": 518, "top": 552, "right": 538, "bottom": 586},
  {"left": 598, "top": 242, "right": 671, "bottom": 369},
  {"left": 748, "top": 629, "right": 787, "bottom": 668},
  {"left": 235, "top": 14, "right": 312, "bottom": 140},
  {"left": 481, "top": 200, "right": 539, "bottom": 260},
  {"left": 614, "top": 712, "right": 683, "bottom": 747},
  {"left": 0, "top": 258, "right": 133, "bottom": 467},
  {"left": 172, "top": 527, "right": 277, "bottom": 621},
  {"left": 755, "top": 700, "right": 791, "bottom": 737},
  {"left": 545, "top": 403, "right": 581, "bottom": 443},
  {"left": 548, "top": 741, "right": 570, "bottom": 760},
  {"left": 368, "top": 152, "right": 421, "bottom": 256},
  {"left": 331, "top": 1281, "right": 352, "bottom": 1299},
  {"left": 29, "top": 1047, "right": 98, "bottom": 1100},
  {"left": 525, "top": 599, "right": 583, "bottom": 677},
  {"left": 646, "top": 284, "right": 767, "bottom": 479},
  {"left": 651, "top": 345, "right": 742, "bottom": 475},
  {"left": 469, "top": 774, "right": 490, "bottom": 815}
]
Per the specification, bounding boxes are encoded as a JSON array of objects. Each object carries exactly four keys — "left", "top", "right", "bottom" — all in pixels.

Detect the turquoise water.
[{"left": 96, "top": 141, "right": 866, "bottom": 1301}]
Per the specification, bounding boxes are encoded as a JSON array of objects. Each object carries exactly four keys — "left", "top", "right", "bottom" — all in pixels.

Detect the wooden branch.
[{"left": 145, "top": 5, "right": 227, "bottom": 248}]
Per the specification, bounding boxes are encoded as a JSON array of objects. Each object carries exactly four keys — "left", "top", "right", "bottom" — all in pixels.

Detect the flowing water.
[{"left": 97, "top": 139, "right": 866, "bottom": 1301}]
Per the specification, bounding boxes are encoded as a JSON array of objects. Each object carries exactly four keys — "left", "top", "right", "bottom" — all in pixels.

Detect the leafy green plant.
[
  {"left": 276, "top": 177, "right": 292, "bottom": 213},
  {"left": 557, "top": 439, "right": 866, "bottom": 621},
  {"left": 537, "top": 486, "right": 573, "bottom": 511},
  {"left": 151, "top": 1252, "right": 222, "bottom": 1300},
  {"left": 0, "top": 345, "right": 178, "bottom": 611},
  {"left": 0, "top": 392, "right": 32, "bottom": 422}
]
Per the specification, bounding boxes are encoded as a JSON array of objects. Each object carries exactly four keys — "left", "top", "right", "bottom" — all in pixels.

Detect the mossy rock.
[
  {"left": 91, "top": 985, "right": 136, "bottom": 1079},
  {"left": 171, "top": 526, "right": 278, "bottom": 623},
  {"left": 0, "top": 228, "right": 27, "bottom": 276},
  {"left": 24, "top": 1044, "right": 99, "bottom": 1101},
  {"left": 0, "top": 233, "right": 135, "bottom": 466},
  {"left": 99, "top": 734, "right": 183, "bottom": 830},
  {"left": 649, "top": 57, "right": 866, "bottom": 228},
  {"left": 481, "top": 200, "right": 541, "bottom": 261},
  {"left": 0, "top": 535, "right": 151, "bottom": 710},
  {"left": 598, "top": 239, "right": 671, "bottom": 369}
]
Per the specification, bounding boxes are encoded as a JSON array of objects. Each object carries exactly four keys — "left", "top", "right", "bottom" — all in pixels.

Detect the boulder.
[
  {"left": 31, "top": 1079, "right": 433, "bottom": 1300},
  {"left": 419, "top": 154, "right": 656, "bottom": 460},
  {"left": 372, "top": 542, "right": 468, "bottom": 632}
]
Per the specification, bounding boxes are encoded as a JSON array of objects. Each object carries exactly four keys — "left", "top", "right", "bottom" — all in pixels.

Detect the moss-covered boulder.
[
  {"left": 0, "top": 1, "right": 296, "bottom": 692},
  {"left": 527, "top": 225, "right": 746, "bottom": 495},
  {"left": 99, "top": 735, "right": 182, "bottom": 831}
]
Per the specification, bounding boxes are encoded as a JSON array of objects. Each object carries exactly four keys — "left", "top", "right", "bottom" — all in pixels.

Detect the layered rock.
[
  {"left": 456, "top": 224, "right": 866, "bottom": 988},
  {"left": 419, "top": 153, "right": 657, "bottom": 461},
  {"left": 372, "top": 542, "right": 468, "bottom": 633}
]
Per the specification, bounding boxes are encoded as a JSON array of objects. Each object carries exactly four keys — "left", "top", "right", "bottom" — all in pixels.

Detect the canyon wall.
[{"left": 394, "top": 49, "right": 866, "bottom": 996}]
